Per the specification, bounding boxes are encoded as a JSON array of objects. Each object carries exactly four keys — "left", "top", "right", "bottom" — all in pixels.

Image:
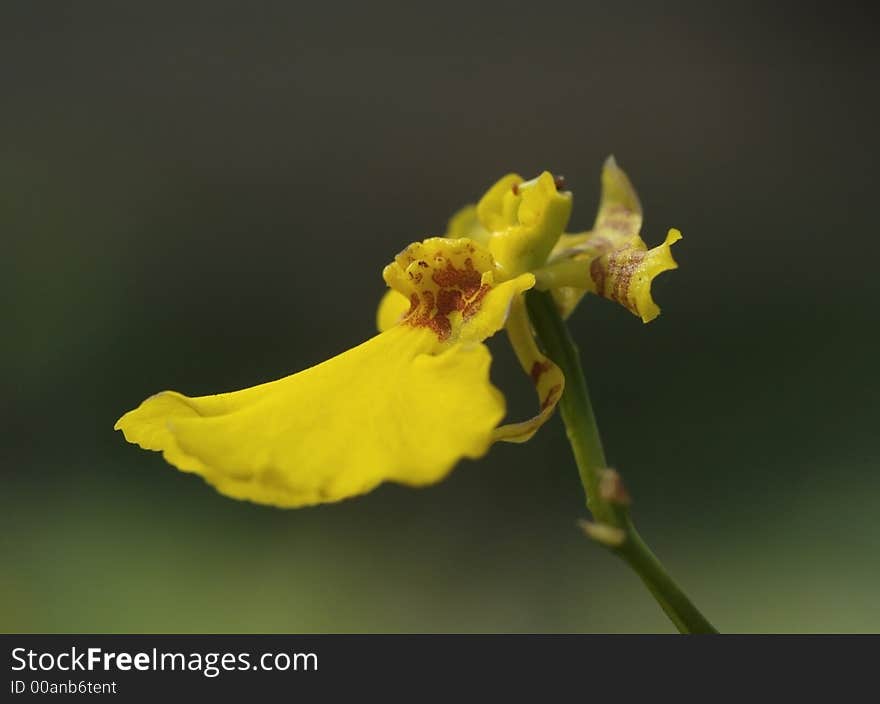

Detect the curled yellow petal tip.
[
  {"left": 493, "top": 296, "right": 564, "bottom": 443},
  {"left": 633, "top": 228, "right": 682, "bottom": 323},
  {"left": 588, "top": 228, "right": 681, "bottom": 323}
]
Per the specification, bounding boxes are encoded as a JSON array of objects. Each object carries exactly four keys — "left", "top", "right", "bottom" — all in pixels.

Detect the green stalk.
[{"left": 525, "top": 290, "right": 717, "bottom": 634}]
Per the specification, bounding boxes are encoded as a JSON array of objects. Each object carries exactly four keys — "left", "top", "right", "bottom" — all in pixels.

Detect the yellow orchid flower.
[{"left": 116, "top": 159, "right": 680, "bottom": 508}]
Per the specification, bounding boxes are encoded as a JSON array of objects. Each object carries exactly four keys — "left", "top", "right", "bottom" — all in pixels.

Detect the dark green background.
[{"left": 3, "top": 2, "right": 877, "bottom": 632}]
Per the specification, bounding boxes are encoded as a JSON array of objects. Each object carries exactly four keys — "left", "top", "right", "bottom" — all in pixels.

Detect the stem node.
[{"left": 579, "top": 520, "right": 627, "bottom": 548}]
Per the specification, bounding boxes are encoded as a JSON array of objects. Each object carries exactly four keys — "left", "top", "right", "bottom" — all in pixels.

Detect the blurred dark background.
[{"left": 2, "top": 2, "right": 878, "bottom": 632}]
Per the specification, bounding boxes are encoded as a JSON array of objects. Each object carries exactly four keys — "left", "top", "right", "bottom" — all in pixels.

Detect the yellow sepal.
[{"left": 493, "top": 295, "right": 564, "bottom": 443}]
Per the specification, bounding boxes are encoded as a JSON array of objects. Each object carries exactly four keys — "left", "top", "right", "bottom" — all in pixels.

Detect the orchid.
[
  {"left": 116, "top": 157, "right": 677, "bottom": 508},
  {"left": 115, "top": 158, "right": 715, "bottom": 632}
]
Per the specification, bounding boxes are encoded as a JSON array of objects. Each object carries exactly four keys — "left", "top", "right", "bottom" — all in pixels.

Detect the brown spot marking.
[
  {"left": 403, "top": 255, "right": 493, "bottom": 341},
  {"left": 406, "top": 290, "right": 454, "bottom": 341},
  {"left": 406, "top": 293, "right": 420, "bottom": 317},
  {"left": 604, "top": 252, "right": 625, "bottom": 303},
  {"left": 432, "top": 257, "right": 482, "bottom": 293},
  {"left": 553, "top": 174, "right": 566, "bottom": 191},
  {"left": 436, "top": 288, "right": 463, "bottom": 315},
  {"left": 430, "top": 315, "right": 452, "bottom": 340},
  {"left": 603, "top": 217, "right": 631, "bottom": 232},
  {"left": 461, "top": 283, "right": 490, "bottom": 320},
  {"left": 590, "top": 258, "right": 606, "bottom": 296},
  {"left": 541, "top": 384, "right": 562, "bottom": 411},
  {"left": 610, "top": 249, "right": 644, "bottom": 313},
  {"left": 530, "top": 360, "right": 552, "bottom": 385}
]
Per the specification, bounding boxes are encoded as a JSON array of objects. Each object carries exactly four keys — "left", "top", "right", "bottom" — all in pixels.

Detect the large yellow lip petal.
[
  {"left": 115, "top": 326, "right": 506, "bottom": 508},
  {"left": 117, "top": 236, "right": 534, "bottom": 508}
]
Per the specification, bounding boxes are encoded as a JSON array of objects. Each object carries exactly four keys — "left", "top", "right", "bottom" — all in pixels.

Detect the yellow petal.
[
  {"left": 117, "top": 236, "right": 534, "bottom": 508},
  {"left": 115, "top": 326, "right": 506, "bottom": 508},
  {"left": 475, "top": 174, "right": 523, "bottom": 233},
  {"left": 590, "top": 228, "right": 681, "bottom": 323},
  {"left": 476, "top": 171, "right": 572, "bottom": 276},
  {"left": 493, "top": 295, "right": 565, "bottom": 443}
]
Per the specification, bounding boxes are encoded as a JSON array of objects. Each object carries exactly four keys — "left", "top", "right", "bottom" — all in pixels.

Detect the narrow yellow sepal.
[
  {"left": 493, "top": 295, "right": 565, "bottom": 443},
  {"left": 594, "top": 154, "right": 643, "bottom": 235}
]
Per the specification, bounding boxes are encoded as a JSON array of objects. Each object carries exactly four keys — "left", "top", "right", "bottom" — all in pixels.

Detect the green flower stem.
[{"left": 525, "top": 290, "right": 717, "bottom": 634}]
